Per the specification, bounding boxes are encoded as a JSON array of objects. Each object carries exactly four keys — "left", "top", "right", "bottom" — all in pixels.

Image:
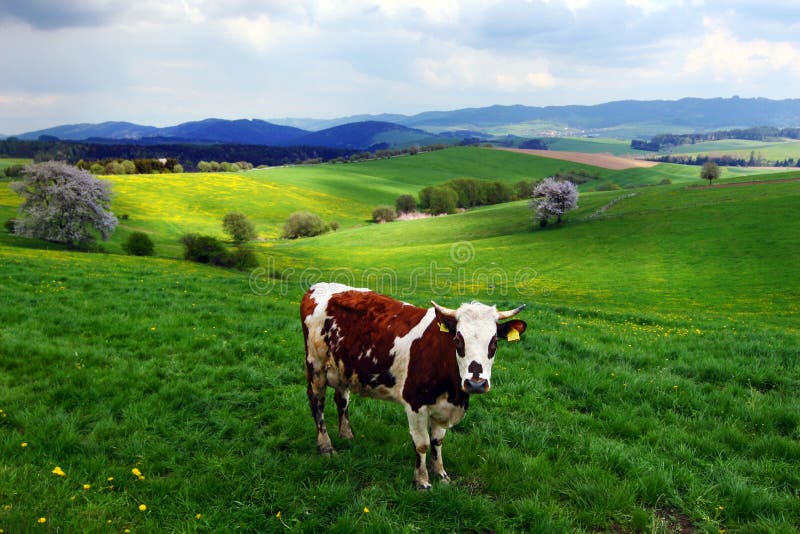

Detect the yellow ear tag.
[
  {"left": 438, "top": 322, "right": 450, "bottom": 333},
  {"left": 506, "top": 328, "right": 520, "bottom": 342}
]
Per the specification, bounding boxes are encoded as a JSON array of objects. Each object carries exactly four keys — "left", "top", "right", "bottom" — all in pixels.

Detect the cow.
[{"left": 300, "top": 282, "right": 527, "bottom": 489}]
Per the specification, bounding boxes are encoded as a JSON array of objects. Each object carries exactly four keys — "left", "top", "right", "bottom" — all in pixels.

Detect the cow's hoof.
[
  {"left": 414, "top": 481, "right": 432, "bottom": 490},
  {"left": 339, "top": 428, "right": 354, "bottom": 439},
  {"left": 436, "top": 472, "right": 451, "bottom": 484},
  {"left": 319, "top": 446, "right": 336, "bottom": 456}
]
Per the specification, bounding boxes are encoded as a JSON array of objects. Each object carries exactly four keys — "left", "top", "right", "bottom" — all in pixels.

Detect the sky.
[{"left": 2, "top": 0, "right": 800, "bottom": 134}]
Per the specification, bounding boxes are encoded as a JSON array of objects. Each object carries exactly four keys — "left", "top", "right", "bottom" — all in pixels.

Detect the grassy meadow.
[
  {"left": 668, "top": 139, "right": 800, "bottom": 162},
  {"left": 1, "top": 150, "right": 799, "bottom": 532}
]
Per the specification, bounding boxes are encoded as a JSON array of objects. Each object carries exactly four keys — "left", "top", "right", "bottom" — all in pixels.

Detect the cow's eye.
[
  {"left": 454, "top": 332, "right": 465, "bottom": 357},
  {"left": 488, "top": 335, "right": 497, "bottom": 358}
]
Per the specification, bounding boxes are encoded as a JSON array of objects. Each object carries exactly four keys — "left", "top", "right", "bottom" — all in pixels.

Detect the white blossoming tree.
[
  {"left": 11, "top": 161, "right": 118, "bottom": 248},
  {"left": 529, "top": 177, "right": 579, "bottom": 227}
]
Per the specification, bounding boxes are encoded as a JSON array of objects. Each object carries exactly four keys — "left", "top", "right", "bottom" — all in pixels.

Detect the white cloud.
[{"left": 684, "top": 18, "right": 800, "bottom": 82}]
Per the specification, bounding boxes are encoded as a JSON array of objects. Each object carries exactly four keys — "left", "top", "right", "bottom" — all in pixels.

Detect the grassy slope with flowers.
[{"left": 1, "top": 154, "right": 799, "bottom": 532}]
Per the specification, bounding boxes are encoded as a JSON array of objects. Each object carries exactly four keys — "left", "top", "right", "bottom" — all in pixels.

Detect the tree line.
[
  {"left": 646, "top": 153, "right": 800, "bottom": 167},
  {"left": 631, "top": 126, "right": 800, "bottom": 152}
]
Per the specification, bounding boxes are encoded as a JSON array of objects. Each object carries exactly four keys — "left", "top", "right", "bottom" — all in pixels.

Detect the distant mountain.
[
  {"left": 158, "top": 118, "right": 307, "bottom": 145},
  {"left": 271, "top": 97, "right": 800, "bottom": 137},
  {"left": 288, "top": 121, "right": 442, "bottom": 150},
  {"left": 14, "top": 97, "right": 800, "bottom": 146}
]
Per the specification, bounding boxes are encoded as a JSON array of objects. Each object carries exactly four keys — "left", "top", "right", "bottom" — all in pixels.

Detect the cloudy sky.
[{"left": 2, "top": 0, "right": 799, "bottom": 133}]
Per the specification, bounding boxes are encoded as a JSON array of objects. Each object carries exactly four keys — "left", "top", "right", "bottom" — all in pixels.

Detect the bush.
[
  {"left": 181, "top": 233, "right": 228, "bottom": 264},
  {"left": 180, "top": 234, "right": 257, "bottom": 270},
  {"left": 4, "top": 218, "right": 16, "bottom": 233},
  {"left": 396, "top": 194, "right": 417, "bottom": 214},
  {"left": 372, "top": 205, "right": 397, "bottom": 223},
  {"left": 427, "top": 186, "right": 458, "bottom": 215},
  {"left": 597, "top": 182, "right": 622, "bottom": 191},
  {"left": 4, "top": 164, "right": 25, "bottom": 178},
  {"left": 122, "top": 232, "right": 155, "bottom": 256},
  {"left": 659, "top": 178, "right": 672, "bottom": 185},
  {"left": 282, "top": 211, "right": 329, "bottom": 239},
  {"left": 222, "top": 212, "right": 257, "bottom": 243},
  {"left": 330, "top": 221, "right": 340, "bottom": 232}
]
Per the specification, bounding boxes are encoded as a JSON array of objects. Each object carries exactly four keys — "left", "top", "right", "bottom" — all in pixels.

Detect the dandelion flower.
[
  {"left": 196, "top": 513, "right": 202, "bottom": 519},
  {"left": 38, "top": 517, "right": 47, "bottom": 524},
  {"left": 363, "top": 507, "right": 370, "bottom": 513},
  {"left": 276, "top": 511, "right": 281, "bottom": 518},
  {"left": 139, "top": 504, "right": 147, "bottom": 512},
  {"left": 52, "top": 466, "right": 66, "bottom": 477},
  {"left": 3, "top": 505, "right": 11, "bottom": 511},
  {"left": 131, "top": 468, "right": 142, "bottom": 477},
  {"left": 83, "top": 484, "right": 91, "bottom": 490},
  {"left": 21, "top": 442, "right": 28, "bottom": 448},
  {"left": 107, "top": 477, "right": 114, "bottom": 482}
]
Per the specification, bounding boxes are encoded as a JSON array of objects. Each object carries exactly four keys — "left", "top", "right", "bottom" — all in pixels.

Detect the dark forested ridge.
[{"left": 0, "top": 138, "right": 359, "bottom": 168}]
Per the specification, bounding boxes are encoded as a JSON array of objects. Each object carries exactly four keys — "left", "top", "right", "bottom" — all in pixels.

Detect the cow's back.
[{"left": 302, "top": 283, "right": 429, "bottom": 396}]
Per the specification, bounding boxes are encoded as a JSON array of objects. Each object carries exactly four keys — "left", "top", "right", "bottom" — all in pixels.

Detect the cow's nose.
[{"left": 464, "top": 378, "right": 488, "bottom": 394}]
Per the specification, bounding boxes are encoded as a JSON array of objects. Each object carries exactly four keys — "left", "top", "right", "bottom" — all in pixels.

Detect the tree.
[
  {"left": 529, "top": 177, "right": 579, "bottom": 227},
  {"left": 700, "top": 160, "right": 720, "bottom": 185},
  {"left": 395, "top": 194, "right": 417, "bottom": 214},
  {"left": 11, "top": 161, "right": 118, "bottom": 247},
  {"left": 427, "top": 186, "right": 458, "bottom": 215},
  {"left": 222, "top": 212, "right": 257, "bottom": 243}
]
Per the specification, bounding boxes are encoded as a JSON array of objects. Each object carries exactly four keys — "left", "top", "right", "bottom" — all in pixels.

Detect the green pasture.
[
  {"left": 668, "top": 138, "right": 800, "bottom": 162},
  {"left": 0, "top": 158, "right": 31, "bottom": 174},
  {"left": 1, "top": 150, "right": 799, "bottom": 532},
  {"left": 544, "top": 137, "right": 647, "bottom": 156}
]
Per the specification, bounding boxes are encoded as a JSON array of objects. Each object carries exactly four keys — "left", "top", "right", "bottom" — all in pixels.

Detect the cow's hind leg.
[
  {"left": 334, "top": 388, "right": 354, "bottom": 439},
  {"left": 306, "top": 359, "right": 335, "bottom": 455},
  {"left": 430, "top": 422, "right": 450, "bottom": 483}
]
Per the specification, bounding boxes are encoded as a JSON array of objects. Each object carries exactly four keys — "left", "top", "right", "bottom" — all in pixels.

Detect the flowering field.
[{"left": 1, "top": 152, "right": 799, "bottom": 532}]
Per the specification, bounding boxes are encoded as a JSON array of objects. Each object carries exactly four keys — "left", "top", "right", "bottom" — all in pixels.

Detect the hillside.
[{"left": 1, "top": 149, "right": 799, "bottom": 532}]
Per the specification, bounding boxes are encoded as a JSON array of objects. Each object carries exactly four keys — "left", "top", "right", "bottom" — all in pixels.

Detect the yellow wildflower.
[
  {"left": 363, "top": 507, "right": 370, "bottom": 513},
  {"left": 3, "top": 505, "right": 11, "bottom": 511},
  {"left": 139, "top": 504, "right": 147, "bottom": 512},
  {"left": 276, "top": 511, "right": 281, "bottom": 518},
  {"left": 52, "top": 466, "right": 66, "bottom": 477},
  {"left": 21, "top": 442, "right": 28, "bottom": 448},
  {"left": 83, "top": 484, "right": 91, "bottom": 490},
  {"left": 131, "top": 468, "right": 142, "bottom": 477},
  {"left": 107, "top": 477, "right": 114, "bottom": 481},
  {"left": 196, "top": 513, "right": 202, "bottom": 519},
  {"left": 38, "top": 517, "right": 47, "bottom": 524}
]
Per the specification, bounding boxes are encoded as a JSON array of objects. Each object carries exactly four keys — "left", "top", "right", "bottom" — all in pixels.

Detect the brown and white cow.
[{"left": 300, "top": 282, "right": 526, "bottom": 489}]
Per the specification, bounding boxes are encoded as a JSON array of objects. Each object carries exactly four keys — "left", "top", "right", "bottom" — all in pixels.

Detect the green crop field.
[
  {"left": 1, "top": 149, "right": 799, "bottom": 532},
  {"left": 544, "top": 137, "right": 648, "bottom": 156}
]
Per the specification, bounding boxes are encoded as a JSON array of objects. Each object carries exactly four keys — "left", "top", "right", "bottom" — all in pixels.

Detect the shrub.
[
  {"left": 427, "top": 186, "right": 458, "bottom": 215},
  {"left": 395, "top": 194, "right": 417, "bottom": 214},
  {"left": 372, "top": 205, "right": 397, "bottom": 223},
  {"left": 4, "top": 218, "right": 16, "bottom": 233},
  {"left": 122, "top": 232, "right": 155, "bottom": 256},
  {"left": 597, "top": 182, "right": 622, "bottom": 191},
  {"left": 660, "top": 178, "right": 672, "bottom": 185},
  {"left": 330, "top": 221, "right": 340, "bottom": 232},
  {"left": 4, "top": 164, "right": 25, "bottom": 178},
  {"left": 228, "top": 247, "right": 259, "bottom": 270},
  {"left": 282, "top": 211, "right": 329, "bottom": 239},
  {"left": 181, "top": 234, "right": 228, "bottom": 264},
  {"left": 222, "top": 212, "right": 257, "bottom": 243}
]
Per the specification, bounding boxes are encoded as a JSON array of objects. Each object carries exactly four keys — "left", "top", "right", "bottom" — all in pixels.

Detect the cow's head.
[{"left": 432, "top": 300, "right": 527, "bottom": 394}]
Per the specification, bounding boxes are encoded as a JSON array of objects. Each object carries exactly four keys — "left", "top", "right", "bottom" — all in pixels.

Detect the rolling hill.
[{"left": 1, "top": 148, "right": 799, "bottom": 532}]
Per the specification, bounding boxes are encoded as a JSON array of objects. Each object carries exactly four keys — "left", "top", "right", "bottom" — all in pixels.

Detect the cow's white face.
[{"left": 452, "top": 303, "right": 501, "bottom": 394}]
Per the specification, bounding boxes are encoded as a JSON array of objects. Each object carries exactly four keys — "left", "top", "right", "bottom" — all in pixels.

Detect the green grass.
[
  {"left": 669, "top": 138, "right": 800, "bottom": 162},
  {"left": 1, "top": 149, "right": 799, "bottom": 532},
  {"left": 0, "top": 158, "right": 31, "bottom": 174},
  {"left": 544, "top": 137, "right": 648, "bottom": 156}
]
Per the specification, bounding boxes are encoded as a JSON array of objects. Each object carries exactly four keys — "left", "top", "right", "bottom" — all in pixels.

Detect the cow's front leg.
[
  {"left": 430, "top": 422, "right": 449, "bottom": 483},
  {"left": 334, "top": 388, "right": 354, "bottom": 439},
  {"left": 405, "top": 407, "right": 431, "bottom": 489}
]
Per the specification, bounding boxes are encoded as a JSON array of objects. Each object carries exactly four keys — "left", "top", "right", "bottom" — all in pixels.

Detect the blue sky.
[{"left": 1, "top": 0, "right": 799, "bottom": 134}]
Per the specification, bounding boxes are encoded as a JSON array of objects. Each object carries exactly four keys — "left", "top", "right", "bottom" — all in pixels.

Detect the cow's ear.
[
  {"left": 434, "top": 310, "right": 458, "bottom": 334},
  {"left": 498, "top": 320, "right": 527, "bottom": 342}
]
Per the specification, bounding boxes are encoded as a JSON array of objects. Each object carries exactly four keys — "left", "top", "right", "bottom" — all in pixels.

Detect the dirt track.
[{"left": 496, "top": 147, "right": 659, "bottom": 170}]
